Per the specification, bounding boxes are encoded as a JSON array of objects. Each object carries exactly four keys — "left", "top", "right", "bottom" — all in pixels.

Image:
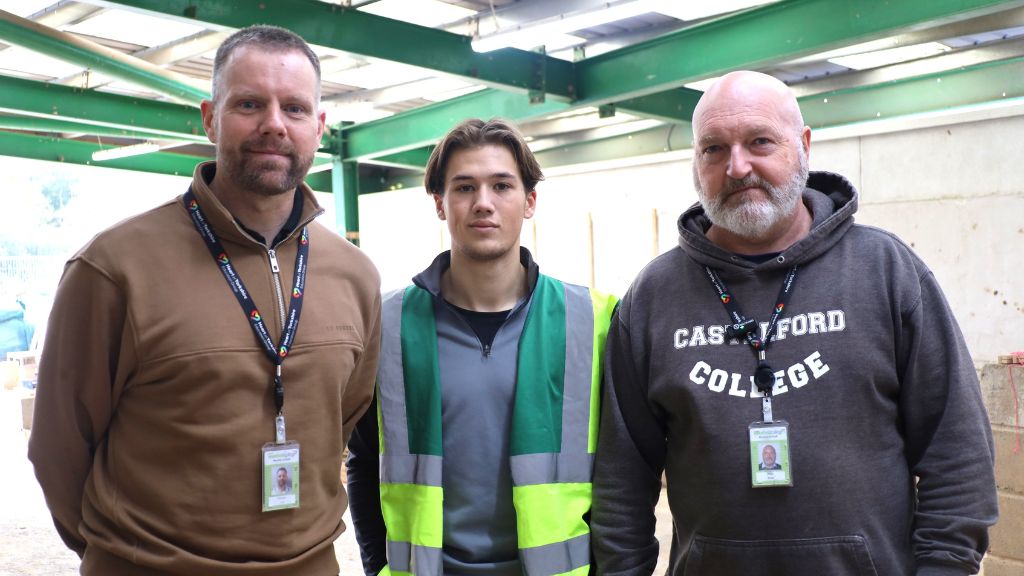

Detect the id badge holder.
[
  {"left": 262, "top": 415, "right": 300, "bottom": 511},
  {"left": 749, "top": 420, "right": 792, "bottom": 488}
]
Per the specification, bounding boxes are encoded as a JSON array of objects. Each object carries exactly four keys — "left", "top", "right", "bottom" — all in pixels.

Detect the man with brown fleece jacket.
[{"left": 28, "top": 25, "right": 381, "bottom": 575}]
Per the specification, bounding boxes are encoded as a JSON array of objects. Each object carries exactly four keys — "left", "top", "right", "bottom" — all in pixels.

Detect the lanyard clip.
[
  {"left": 275, "top": 414, "right": 287, "bottom": 444},
  {"left": 725, "top": 319, "right": 757, "bottom": 339}
]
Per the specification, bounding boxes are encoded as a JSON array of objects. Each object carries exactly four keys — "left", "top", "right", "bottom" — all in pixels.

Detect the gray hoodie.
[{"left": 592, "top": 172, "right": 997, "bottom": 576}]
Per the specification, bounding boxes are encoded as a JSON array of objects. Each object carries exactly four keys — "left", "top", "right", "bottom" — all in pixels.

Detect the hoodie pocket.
[{"left": 683, "top": 534, "right": 879, "bottom": 576}]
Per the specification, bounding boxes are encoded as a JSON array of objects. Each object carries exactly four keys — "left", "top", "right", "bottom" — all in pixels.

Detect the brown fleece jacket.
[{"left": 28, "top": 162, "right": 381, "bottom": 575}]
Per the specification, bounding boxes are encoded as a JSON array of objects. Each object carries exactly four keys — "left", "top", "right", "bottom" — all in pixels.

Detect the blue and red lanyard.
[{"left": 183, "top": 188, "right": 308, "bottom": 417}]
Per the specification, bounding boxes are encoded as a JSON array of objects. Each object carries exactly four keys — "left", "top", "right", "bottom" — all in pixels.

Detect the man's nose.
[
  {"left": 726, "top": 144, "right": 752, "bottom": 180},
  {"left": 472, "top": 187, "right": 496, "bottom": 212},
  {"left": 260, "top": 106, "right": 287, "bottom": 137}
]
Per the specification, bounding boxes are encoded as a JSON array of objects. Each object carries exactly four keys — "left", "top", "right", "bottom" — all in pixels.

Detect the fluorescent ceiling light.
[
  {"left": 653, "top": 0, "right": 777, "bottom": 21},
  {"left": 828, "top": 42, "right": 951, "bottom": 71},
  {"left": 6, "top": 0, "right": 56, "bottom": 18},
  {"left": 91, "top": 142, "right": 162, "bottom": 162},
  {"left": 323, "top": 102, "right": 394, "bottom": 124},
  {"left": 471, "top": 0, "right": 657, "bottom": 53},
  {"left": 358, "top": 0, "right": 476, "bottom": 28},
  {"left": 328, "top": 60, "right": 432, "bottom": 90},
  {"left": 421, "top": 83, "right": 487, "bottom": 103},
  {"left": 0, "top": 46, "right": 84, "bottom": 79},
  {"left": 64, "top": 10, "right": 206, "bottom": 48}
]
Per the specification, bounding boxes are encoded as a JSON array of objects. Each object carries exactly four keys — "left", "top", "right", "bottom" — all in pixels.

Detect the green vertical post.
[{"left": 331, "top": 156, "right": 360, "bottom": 246}]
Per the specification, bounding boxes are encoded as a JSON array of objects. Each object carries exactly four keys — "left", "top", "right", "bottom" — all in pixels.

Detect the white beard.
[{"left": 695, "top": 148, "right": 809, "bottom": 241}]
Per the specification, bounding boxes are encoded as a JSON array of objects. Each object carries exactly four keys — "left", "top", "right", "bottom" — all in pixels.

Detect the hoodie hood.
[{"left": 677, "top": 171, "right": 859, "bottom": 273}]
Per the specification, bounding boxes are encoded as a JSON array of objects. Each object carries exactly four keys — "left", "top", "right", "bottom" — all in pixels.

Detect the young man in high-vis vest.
[{"left": 347, "top": 118, "right": 617, "bottom": 576}]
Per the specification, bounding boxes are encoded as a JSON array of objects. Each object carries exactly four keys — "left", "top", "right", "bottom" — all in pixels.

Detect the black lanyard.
[
  {"left": 704, "top": 264, "right": 798, "bottom": 397},
  {"left": 183, "top": 188, "right": 308, "bottom": 416}
]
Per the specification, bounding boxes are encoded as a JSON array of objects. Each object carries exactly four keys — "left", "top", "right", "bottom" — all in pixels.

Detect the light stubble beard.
[
  {"left": 693, "top": 147, "right": 809, "bottom": 241},
  {"left": 221, "top": 136, "right": 314, "bottom": 197}
]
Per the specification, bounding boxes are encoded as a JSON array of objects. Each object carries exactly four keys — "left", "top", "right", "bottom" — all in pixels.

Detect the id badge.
[
  {"left": 262, "top": 441, "right": 300, "bottom": 511},
  {"left": 749, "top": 421, "right": 792, "bottom": 488}
]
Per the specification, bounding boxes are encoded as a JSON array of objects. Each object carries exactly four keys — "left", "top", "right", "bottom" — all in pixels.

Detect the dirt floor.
[{"left": 0, "top": 388, "right": 671, "bottom": 575}]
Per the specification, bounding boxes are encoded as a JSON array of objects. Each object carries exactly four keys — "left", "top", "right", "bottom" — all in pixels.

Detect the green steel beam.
[
  {"left": 0, "top": 8, "right": 208, "bottom": 105},
  {"left": 0, "top": 113, "right": 209, "bottom": 142},
  {"left": 106, "top": 0, "right": 575, "bottom": 100},
  {"left": 575, "top": 0, "right": 1024, "bottom": 105},
  {"left": 0, "top": 75, "right": 206, "bottom": 139},
  {"left": 0, "top": 129, "right": 202, "bottom": 176},
  {"left": 304, "top": 170, "right": 333, "bottom": 193},
  {"left": 366, "top": 146, "right": 433, "bottom": 171},
  {"left": 343, "top": 89, "right": 568, "bottom": 160},
  {"left": 335, "top": 0, "right": 1024, "bottom": 158},
  {"left": 616, "top": 88, "right": 704, "bottom": 124},
  {"left": 799, "top": 55, "right": 1024, "bottom": 129},
  {"left": 0, "top": 76, "right": 337, "bottom": 148},
  {"left": 358, "top": 166, "right": 424, "bottom": 194},
  {"left": 534, "top": 123, "right": 693, "bottom": 169},
  {"left": 525, "top": 56, "right": 1024, "bottom": 173}
]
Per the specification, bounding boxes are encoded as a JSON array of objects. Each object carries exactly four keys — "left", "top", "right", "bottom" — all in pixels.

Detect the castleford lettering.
[{"left": 674, "top": 309, "right": 845, "bottom": 349}]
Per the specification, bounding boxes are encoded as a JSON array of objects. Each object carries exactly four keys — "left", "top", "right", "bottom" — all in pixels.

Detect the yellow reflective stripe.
[
  {"left": 380, "top": 483, "right": 443, "bottom": 547},
  {"left": 377, "top": 566, "right": 405, "bottom": 576},
  {"left": 512, "top": 482, "right": 592, "bottom": 548},
  {"left": 554, "top": 565, "right": 591, "bottom": 576},
  {"left": 589, "top": 289, "right": 617, "bottom": 453}
]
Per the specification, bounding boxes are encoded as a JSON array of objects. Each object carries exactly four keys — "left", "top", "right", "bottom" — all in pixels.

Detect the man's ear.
[
  {"left": 433, "top": 193, "right": 446, "bottom": 220},
  {"left": 200, "top": 99, "right": 217, "bottom": 144},
  {"left": 524, "top": 189, "right": 537, "bottom": 219}
]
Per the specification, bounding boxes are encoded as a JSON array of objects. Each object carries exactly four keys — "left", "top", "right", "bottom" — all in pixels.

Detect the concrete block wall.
[{"left": 981, "top": 363, "right": 1024, "bottom": 575}]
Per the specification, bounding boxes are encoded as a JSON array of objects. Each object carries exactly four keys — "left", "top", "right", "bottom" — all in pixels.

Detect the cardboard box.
[{"left": 21, "top": 393, "right": 34, "bottom": 430}]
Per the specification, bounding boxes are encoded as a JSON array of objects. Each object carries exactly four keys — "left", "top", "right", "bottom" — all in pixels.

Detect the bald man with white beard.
[{"left": 591, "top": 71, "right": 997, "bottom": 576}]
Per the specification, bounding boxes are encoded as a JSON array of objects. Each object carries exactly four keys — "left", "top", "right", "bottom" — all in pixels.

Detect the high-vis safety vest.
[{"left": 376, "top": 275, "right": 617, "bottom": 576}]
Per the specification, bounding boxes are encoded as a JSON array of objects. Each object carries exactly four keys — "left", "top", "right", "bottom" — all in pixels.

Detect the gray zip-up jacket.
[
  {"left": 348, "top": 249, "right": 540, "bottom": 576},
  {"left": 592, "top": 172, "right": 997, "bottom": 576}
]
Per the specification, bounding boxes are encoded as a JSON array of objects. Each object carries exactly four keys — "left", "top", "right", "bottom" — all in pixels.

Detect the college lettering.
[{"left": 688, "top": 351, "right": 831, "bottom": 398}]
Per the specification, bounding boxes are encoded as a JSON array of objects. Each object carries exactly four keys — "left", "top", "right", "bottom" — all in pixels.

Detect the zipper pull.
[
  {"left": 483, "top": 343, "right": 491, "bottom": 357},
  {"left": 267, "top": 249, "right": 280, "bottom": 273}
]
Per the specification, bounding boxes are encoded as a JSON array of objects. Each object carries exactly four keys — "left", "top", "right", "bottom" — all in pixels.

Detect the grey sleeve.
[
  {"left": 592, "top": 306, "right": 666, "bottom": 576},
  {"left": 897, "top": 271, "right": 998, "bottom": 574}
]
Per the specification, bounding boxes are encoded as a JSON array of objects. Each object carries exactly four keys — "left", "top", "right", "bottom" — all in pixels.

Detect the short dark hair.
[
  {"left": 211, "top": 25, "right": 321, "bottom": 102},
  {"left": 424, "top": 118, "right": 543, "bottom": 195}
]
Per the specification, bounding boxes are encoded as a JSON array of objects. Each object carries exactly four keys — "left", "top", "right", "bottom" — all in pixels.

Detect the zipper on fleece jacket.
[{"left": 267, "top": 249, "right": 287, "bottom": 332}]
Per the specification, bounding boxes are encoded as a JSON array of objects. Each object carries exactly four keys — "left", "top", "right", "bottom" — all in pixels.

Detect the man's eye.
[
  {"left": 752, "top": 137, "right": 772, "bottom": 146},
  {"left": 494, "top": 182, "right": 512, "bottom": 191},
  {"left": 238, "top": 101, "right": 257, "bottom": 110},
  {"left": 702, "top": 145, "right": 722, "bottom": 155},
  {"left": 286, "top": 105, "right": 306, "bottom": 114}
]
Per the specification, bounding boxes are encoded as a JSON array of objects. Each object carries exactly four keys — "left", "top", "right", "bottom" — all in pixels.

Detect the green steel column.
[{"left": 332, "top": 156, "right": 360, "bottom": 245}]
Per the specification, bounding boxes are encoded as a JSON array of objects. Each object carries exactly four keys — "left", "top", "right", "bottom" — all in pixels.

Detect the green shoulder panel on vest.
[
  {"left": 511, "top": 274, "right": 568, "bottom": 456},
  {"left": 400, "top": 286, "right": 443, "bottom": 456}
]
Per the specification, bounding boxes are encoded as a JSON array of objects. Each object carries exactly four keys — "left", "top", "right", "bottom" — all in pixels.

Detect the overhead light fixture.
[
  {"left": 828, "top": 42, "right": 951, "bottom": 71},
  {"left": 653, "top": 0, "right": 777, "bottom": 22},
  {"left": 471, "top": 0, "right": 657, "bottom": 53},
  {"left": 91, "top": 141, "right": 162, "bottom": 162}
]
